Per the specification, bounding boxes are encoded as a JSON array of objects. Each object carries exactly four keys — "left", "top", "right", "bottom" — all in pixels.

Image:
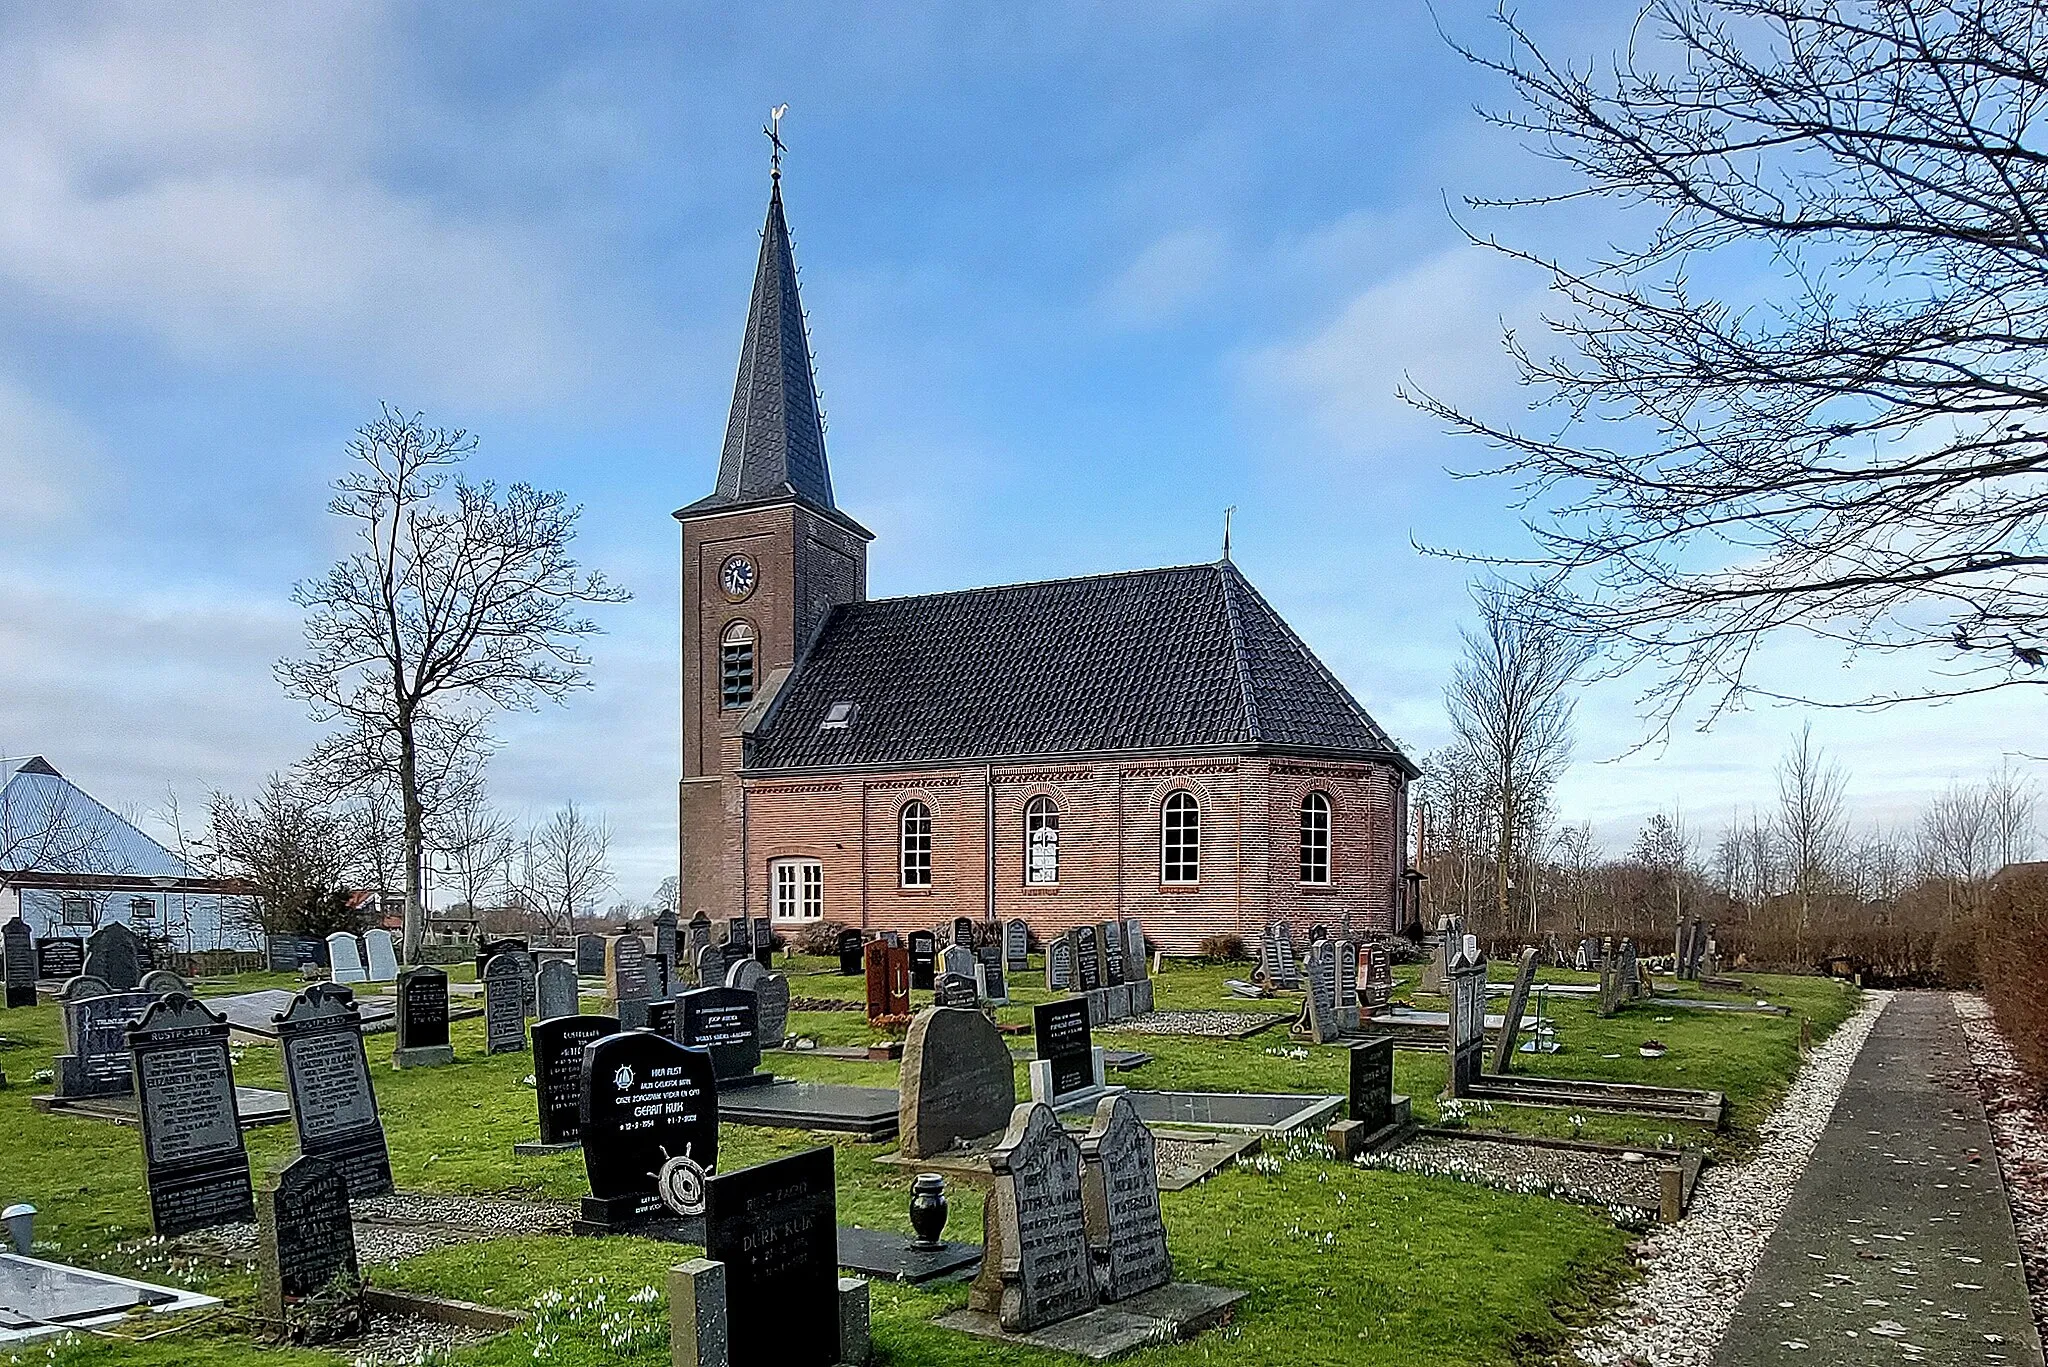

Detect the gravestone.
[
  {"left": 1335, "top": 940, "right": 1360, "bottom": 1033},
  {"left": 361, "top": 928, "right": 398, "bottom": 982},
  {"left": 55, "top": 984, "right": 155, "bottom": 1098},
  {"left": 1121, "top": 920, "right": 1148, "bottom": 980},
  {"left": 1361, "top": 941, "right": 1393, "bottom": 1015},
  {"left": 325, "top": 933, "right": 367, "bottom": 986},
  {"left": 536, "top": 958, "right": 579, "bottom": 1021},
  {"left": 256, "top": 1155, "right": 361, "bottom": 1341},
  {"left": 755, "top": 972, "right": 791, "bottom": 1047},
  {"left": 726, "top": 956, "right": 768, "bottom": 995},
  {"left": 1348, "top": 1037, "right": 1397, "bottom": 1133},
  {"left": 607, "top": 934, "right": 652, "bottom": 1013},
  {"left": 976, "top": 940, "right": 1008, "bottom": 1004},
  {"left": 898, "top": 1005, "right": 1017, "bottom": 1159},
  {"left": 939, "top": 944, "right": 977, "bottom": 984},
  {"left": 1073, "top": 925, "right": 1102, "bottom": 991},
  {"left": 1618, "top": 938, "right": 1641, "bottom": 1000},
  {"left": 1099, "top": 921, "right": 1125, "bottom": 986},
  {"left": 575, "top": 933, "right": 607, "bottom": 977},
  {"left": 684, "top": 914, "right": 712, "bottom": 983},
  {"left": 266, "top": 933, "right": 322, "bottom": 974},
  {"left": 1444, "top": 937, "right": 1487, "bottom": 1098},
  {"left": 693, "top": 942, "right": 722, "bottom": 992},
  {"left": 1030, "top": 997, "right": 1105, "bottom": 1107},
  {"left": 952, "top": 916, "right": 977, "bottom": 948},
  {"left": 1261, "top": 921, "right": 1299, "bottom": 991},
  {"left": 837, "top": 929, "right": 864, "bottom": 976},
  {"left": 1420, "top": 914, "right": 1465, "bottom": 995},
  {"left": 908, "top": 931, "right": 937, "bottom": 991},
  {"left": 864, "top": 940, "right": 910, "bottom": 1021},
  {"left": 4, "top": 918, "right": 35, "bottom": 1008},
  {"left": 982, "top": 1102, "right": 1097, "bottom": 1332},
  {"left": 139, "top": 968, "right": 191, "bottom": 997},
  {"left": 474, "top": 937, "right": 528, "bottom": 979},
  {"left": 1293, "top": 942, "right": 1338, "bottom": 1044},
  {"left": 645, "top": 997, "right": 678, "bottom": 1039},
  {"left": 36, "top": 936, "right": 85, "bottom": 981},
  {"left": 655, "top": 907, "right": 679, "bottom": 968},
  {"left": 578, "top": 1029, "right": 719, "bottom": 1233},
  {"left": 705, "top": 1147, "right": 840, "bottom": 1367},
  {"left": 127, "top": 994, "right": 253, "bottom": 1236},
  {"left": 1597, "top": 937, "right": 1619, "bottom": 1015},
  {"left": 276, "top": 984, "right": 393, "bottom": 1198},
  {"left": 1079, "top": 1092, "right": 1171, "bottom": 1301},
  {"left": 1490, "top": 947, "right": 1540, "bottom": 1075},
  {"left": 680, "top": 985, "right": 764, "bottom": 1085},
  {"left": 530, "top": 1013, "right": 618, "bottom": 1147},
  {"left": 1045, "top": 936, "right": 1072, "bottom": 991},
  {"left": 1005, "top": 918, "right": 1029, "bottom": 972},
  {"left": 933, "top": 973, "right": 979, "bottom": 1008},
  {"left": 482, "top": 952, "right": 529, "bottom": 1054},
  {"left": 392, "top": 966, "right": 452, "bottom": 1069},
  {"left": 84, "top": 922, "right": 144, "bottom": 990}
]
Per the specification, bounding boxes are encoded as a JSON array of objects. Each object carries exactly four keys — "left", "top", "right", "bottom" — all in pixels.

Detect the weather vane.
[
  {"left": 765, "top": 103, "right": 789, "bottom": 177},
  {"left": 1223, "top": 505, "right": 1236, "bottom": 560}
]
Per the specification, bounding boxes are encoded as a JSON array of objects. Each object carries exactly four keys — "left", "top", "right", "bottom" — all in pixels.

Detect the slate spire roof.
[
  {"left": 746, "top": 561, "right": 1417, "bottom": 775},
  {"left": 703, "top": 173, "right": 835, "bottom": 512}
]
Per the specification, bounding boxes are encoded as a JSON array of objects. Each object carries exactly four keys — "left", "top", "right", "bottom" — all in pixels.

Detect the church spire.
[{"left": 712, "top": 111, "right": 834, "bottom": 511}]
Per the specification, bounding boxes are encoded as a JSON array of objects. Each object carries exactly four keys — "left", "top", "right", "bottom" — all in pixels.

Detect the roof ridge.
[
  {"left": 1214, "top": 563, "right": 1262, "bottom": 742},
  {"left": 858, "top": 561, "right": 1223, "bottom": 608}
]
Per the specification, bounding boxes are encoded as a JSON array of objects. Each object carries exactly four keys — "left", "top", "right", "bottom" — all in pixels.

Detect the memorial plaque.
[
  {"left": 705, "top": 1147, "right": 839, "bottom": 1367},
  {"left": 898, "top": 1005, "right": 1017, "bottom": 1159},
  {"left": 3, "top": 918, "right": 34, "bottom": 1007},
  {"left": 607, "top": 935, "right": 651, "bottom": 1010},
  {"left": 128, "top": 994, "right": 253, "bottom": 1236},
  {"left": 908, "top": 931, "right": 937, "bottom": 991},
  {"left": 84, "top": 922, "right": 144, "bottom": 991},
  {"left": 933, "top": 973, "right": 978, "bottom": 1008},
  {"left": 1099, "top": 922, "right": 1124, "bottom": 986},
  {"left": 36, "top": 936, "right": 85, "bottom": 981},
  {"left": 1073, "top": 926, "right": 1102, "bottom": 991},
  {"left": 864, "top": 940, "right": 910, "bottom": 1021},
  {"left": 1079, "top": 1092, "right": 1171, "bottom": 1301},
  {"left": 536, "top": 958, "right": 579, "bottom": 1021},
  {"left": 755, "top": 972, "right": 791, "bottom": 1047},
  {"left": 533, "top": 1013, "right": 617, "bottom": 1146},
  {"left": 579, "top": 1029, "right": 719, "bottom": 1230},
  {"left": 1348, "top": 1038, "right": 1396, "bottom": 1133},
  {"left": 987, "top": 1102, "right": 1097, "bottom": 1331},
  {"left": 55, "top": 986, "right": 155, "bottom": 1098},
  {"left": 1032, "top": 998, "right": 1097, "bottom": 1103},
  {"left": 1045, "top": 936, "right": 1071, "bottom": 991},
  {"left": 276, "top": 984, "right": 393, "bottom": 1197},
  {"left": 836, "top": 929, "right": 864, "bottom": 976},
  {"left": 482, "top": 953, "right": 529, "bottom": 1054},
  {"left": 257, "top": 1154, "right": 360, "bottom": 1334},
  {"left": 1005, "top": 918, "right": 1030, "bottom": 972},
  {"left": 680, "top": 985, "right": 763, "bottom": 1082},
  {"left": 392, "top": 966, "right": 452, "bottom": 1068},
  {"left": 361, "top": 928, "right": 398, "bottom": 982}
]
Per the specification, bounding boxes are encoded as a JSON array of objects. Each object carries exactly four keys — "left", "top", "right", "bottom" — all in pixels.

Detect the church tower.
[{"left": 674, "top": 159, "right": 871, "bottom": 919}]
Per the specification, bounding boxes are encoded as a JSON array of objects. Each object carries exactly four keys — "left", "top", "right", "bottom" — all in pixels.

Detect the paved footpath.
[{"left": 1718, "top": 992, "right": 2045, "bottom": 1366}]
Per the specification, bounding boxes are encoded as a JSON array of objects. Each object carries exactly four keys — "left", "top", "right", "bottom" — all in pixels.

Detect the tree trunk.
[
  {"left": 398, "top": 709, "right": 425, "bottom": 965},
  {"left": 1495, "top": 790, "right": 1515, "bottom": 930}
]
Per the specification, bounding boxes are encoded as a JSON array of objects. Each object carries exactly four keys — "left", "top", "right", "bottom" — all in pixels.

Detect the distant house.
[{"left": 0, "top": 755, "right": 253, "bottom": 951}]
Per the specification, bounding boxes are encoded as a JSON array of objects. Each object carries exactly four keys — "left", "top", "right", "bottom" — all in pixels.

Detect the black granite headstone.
[
  {"left": 532, "top": 1013, "right": 618, "bottom": 1146},
  {"left": 473, "top": 936, "right": 528, "bottom": 980},
  {"left": 977, "top": 940, "right": 1007, "bottom": 1002},
  {"left": 679, "top": 985, "right": 763, "bottom": 1083},
  {"left": 908, "top": 931, "right": 937, "bottom": 991},
  {"left": 3, "top": 918, "right": 34, "bottom": 1007},
  {"left": 275, "top": 984, "right": 393, "bottom": 1198},
  {"left": 705, "top": 1146, "right": 840, "bottom": 1367},
  {"left": 1005, "top": 918, "right": 1030, "bottom": 971},
  {"left": 55, "top": 986, "right": 155, "bottom": 1098},
  {"left": 1099, "top": 922, "right": 1124, "bottom": 986},
  {"left": 933, "top": 973, "right": 979, "bottom": 1008},
  {"left": 575, "top": 933, "right": 606, "bottom": 977},
  {"left": 1074, "top": 925, "right": 1102, "bottom": 991},
  {"left": 127, "top": 994, "right": 253, "bottom": 1236},
  {"left": 1348, "top": 1038, "right": 1396, "bottom": 1132},
  {"left": 36, "top": 936, "right": 85, "bottom": 981},
  {"left": 1034, "top": 997, "right": 1095, "bottom": 1100},
  {"left": 257, "top": 1154, "right": 361, "bottom": 1338},
  {"left": 751, "top": 916, "right": 774, "bottom": 966},
  {"left": 578, "top": 1029, "right": 719, "bottom": 1232},
  {"left": 836, "top": 929, "right": 864, "bottom": 976},
  {"left": 396, "top": 967, "right": 449, "bottom": 1051},
  {"left": 952, "top": 917, "right": 977, "bottom": 948},
  {"left": 84, "top": 922, "right": 143, "bottom": 991},
  {"left": 265, "top": 934, "right": 325, "bottom": 974},
  {"left": 1046, "top": 936, "right": 1072, "bottom": 991}
]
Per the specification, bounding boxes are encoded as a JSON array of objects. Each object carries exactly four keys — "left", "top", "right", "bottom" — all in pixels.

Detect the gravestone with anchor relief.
[
  {"left": 127, "top": 993, "right": 254, "bottom": 1236},
  {"left": 864, "top": 940, "right": 910, "bottom": 1021}
]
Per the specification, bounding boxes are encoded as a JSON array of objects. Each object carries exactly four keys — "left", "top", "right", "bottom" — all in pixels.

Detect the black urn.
[{"left": 908, "top": 1172, "right": 948, "bottom": 1249}]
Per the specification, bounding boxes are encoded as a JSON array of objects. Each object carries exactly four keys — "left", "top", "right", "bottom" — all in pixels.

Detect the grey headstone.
[
  {"left": 755, "top": 972, "right": 791, "bottom": 1047},
  {"left": 536, "top": 959, "right": 579, "bottom": 1021},
  {"left": 986, "top": 1102, "right": 1097, "bottom": 1332},
  {"left": 1491, "top": 947, "right": 1539, "bottom": 1075},
  {"left": 84, "top": 922, "right": 144, "bottom": 991},
  {"left": 257, "top": 1154, "right": 361, "bottom": 1338},
  {"left": 275, "top": 984, "right": 392, "bottom": 1197},
  {"left": 897, "top": 1005, "right": 1017, "bottom": 1159},
  {"left": 128, "top": 993, "right": 254, "bottom": 1236},
  {"left": 326, "top": 931, "right": 366, "bottom": 985},
  {"left": 362, "top": 929, "right": 398, "bottom": 982},
  {"left": 55, "top": 987, "right": 154, "bottom": 1098},
  {"left": 939, "top": 944, "right": 977, "bottom": 984},
  {"left": 1046, "top": 937, "right": 1071, "bottom": 992},
  {"left": 1079, "top": 1092, "right": 1171, "bottom": 1302},
  {"left": 483, "top": 953, "right": 529, "bottom": 1053},
  {"left": 1120, "top": 920, "right": 1148, "bottom": 981},
  {"left": 576, "top": 933, "right": 607, "bottom": 977},
  {"left": 726, "top": 957, "right": 768, "bottom": 995},
  {"left": 608, "top": 934, "right": 652, "bottom": 1008},
  {"left": 933, "top": 973, "right": 979, "bottom": 1008},
  {"left": 138, "top": 968, "right": 191, "bottom": 997},
  {"left": 1445, "top": 940, "right": 1487, "bottom": 1097},
  {"left": 1005, "top": 919, "right": 1030, "bottom": 972}
]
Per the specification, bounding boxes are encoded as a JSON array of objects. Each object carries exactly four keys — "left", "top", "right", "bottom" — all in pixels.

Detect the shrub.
[
  {"left": 1197, "top": 933, "right": 1248, "bottom": 962},
  {"left": 1982, "top": 869, "right": 2048, "bottom": 1102}
]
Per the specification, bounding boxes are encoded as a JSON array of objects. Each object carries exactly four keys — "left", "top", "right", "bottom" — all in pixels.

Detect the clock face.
[{"left": 719, "top": 554, "right": 756, "bottom": 601}]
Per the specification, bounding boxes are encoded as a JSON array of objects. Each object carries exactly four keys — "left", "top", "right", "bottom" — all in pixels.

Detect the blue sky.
[{"left": 0, "top": 2, "right": 2027, "bottom": 901}]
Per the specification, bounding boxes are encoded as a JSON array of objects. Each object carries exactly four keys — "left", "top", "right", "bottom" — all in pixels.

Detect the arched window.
[
  {"left": 1161, "top": 791, "right": 1200, "bottom": 884},
  {"left": 900, "top": 801, "right": 932, "bottom": 887},
  {"left": 721, "top": 622, "right": 755, "bottom": 708},
  {"left": 1024, "top": 797, "right": 1060, "bottom": 886},
  {"left": 1300, "top": 791, "right": 1332, "bottom": 884}
]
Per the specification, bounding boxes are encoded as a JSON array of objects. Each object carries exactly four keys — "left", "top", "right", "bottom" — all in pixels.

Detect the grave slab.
[
  {"left": 717, "top": 1080, "right": 900, "bottom": 1138},
  {"left": 834, "top": 1225, "right": 982, "bottom": 1284},
  {"left": 1120, "top": 1090, "right": 1342, "bottom": 1134},
  {"left": 936, "top": 1281, "right": 1248, "bottom": 1361}
]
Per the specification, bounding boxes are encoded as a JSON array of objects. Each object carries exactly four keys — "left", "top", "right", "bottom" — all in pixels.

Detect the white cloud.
[
  {"left": 1097, "top": 226, "right": 1228, "bottom": 328},
  {"left": 0, "top": 378, "right": 98, "bottom": 520}
]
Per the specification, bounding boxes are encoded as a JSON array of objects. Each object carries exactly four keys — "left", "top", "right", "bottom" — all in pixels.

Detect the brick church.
[{"left": 676, "top": 167, "right": 1419, "bottom": 955}]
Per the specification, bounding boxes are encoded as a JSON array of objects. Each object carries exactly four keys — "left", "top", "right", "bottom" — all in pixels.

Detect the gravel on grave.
[
  {"left": 1097, "top": 1009, "right": 1291, "bottom": 1039},
  {"left": 1952, "top": 992, "right": 2048, "bottom": 1346},
  {"left": 1569, "top": 988, "right": 1891, "bottom": 1367},
  {"left": 203, "top": 1192, "right": 575, "bottom": 1265},
  {"left": 1361, "top": 1135, "right": 1668, "bottom": 1215}
]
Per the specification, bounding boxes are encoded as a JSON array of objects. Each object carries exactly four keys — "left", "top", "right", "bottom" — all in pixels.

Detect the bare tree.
[
  {"left": 1984, "top": 760, "right": 2041, "bottom": 867},
  {"left": 1775, "top": 723, "right": 1850, "bottom": 951},
  {"left": 277, "top": 408, "right": 627, "bottom": 961},
  {"left": 1423, "top": 1, "right": 2048, "bottom": 733},
  {"left": 518, "top": 801, "right": 613, "bottom": 945},
  {"left": 1445, "top": 583, "right": 1590, "bottom": 927},
  {"left": 208, "top": 776, "right": 363, "bottom": 941},
  {"left": 435, "top": 784, "right": 517, "bottom": 914},
  {"left": 1555, "top": 821, "right": 1599, "bottom": 931}
]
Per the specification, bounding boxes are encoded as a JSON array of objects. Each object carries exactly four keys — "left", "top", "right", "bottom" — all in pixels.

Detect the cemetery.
[{"left": 0, "top": 915, "right": 1882, "bottom": 1367}]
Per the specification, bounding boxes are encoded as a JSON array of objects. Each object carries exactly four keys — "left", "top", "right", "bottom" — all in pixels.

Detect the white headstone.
[
  {"left": 362, "top": 929, "right": 398, "bottom": 982},
  {"left": 327, "top": 933, "right": 368, "bottom": 985}
]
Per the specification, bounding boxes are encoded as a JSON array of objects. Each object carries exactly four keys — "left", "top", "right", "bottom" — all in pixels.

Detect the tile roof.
[
  {"left": 0, "top": 756, "right": 188, "bottom": 877},
  {"left": 746, "top": 562, "right": 1415, "bottom": 774}
]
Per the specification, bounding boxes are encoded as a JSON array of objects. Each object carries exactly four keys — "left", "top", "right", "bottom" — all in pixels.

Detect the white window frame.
[
  {"left": 1024, "top": 797, "right": 1060, "bottom": 886},
  {"left": 1161, "top": 791, "right": 1200, "bottom": 884},
  {"left": 900, "top": 801, "right": 933, "bottom": 888},
  {"left": 771, "top": 858, "right": 824, "bottom": 921},
  {"left": 1300, "top": 791, "right": 1332, "bottom": 885}
]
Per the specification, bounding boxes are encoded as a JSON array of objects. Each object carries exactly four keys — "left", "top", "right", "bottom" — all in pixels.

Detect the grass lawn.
[{"left": 0, "top": 953, "right": 1856, "bottom": 1367}]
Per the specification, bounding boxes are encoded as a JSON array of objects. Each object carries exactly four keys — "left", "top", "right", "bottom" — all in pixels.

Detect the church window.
[
  {"left": 1024, "top": 797, "right": 1059, "bottom": 886},
  {"left": 721, "top": 622, "right": 755, "bottom": 708},
  {"left": 900, "top": 801, "right": 932, "bottom": 887},
  {"left": 1161, "top": 791, "right": 1200, "bottom": 884},
  {"left": 771, "top": 858, "right": 823, "bottom": 921},
  {"left": 1300, "top": 791, "right": 1332, "bottom": 884}
]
